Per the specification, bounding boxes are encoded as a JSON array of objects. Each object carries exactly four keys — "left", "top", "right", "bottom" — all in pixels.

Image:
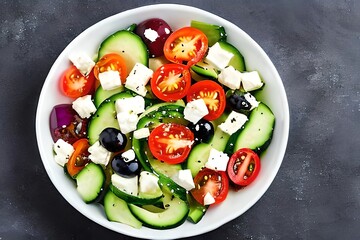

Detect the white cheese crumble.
[
  {"left": 133, "top": 128, "right": 150, "bottom": 139},
  {"left": 68, "top": 52, "right": 95, "bottom": 76},
  {"left": 111, "top": 174, "right": 138, "bottom": 196},
  {"left": 121, "top": 149, "right": 136, "bottom": 162},
  {"left": 125, "top": 63, "right": 153, "bottom": 96},
  {"left": 139, "top": 171, "right": 160, "bottom": 195},
  {"left": 184, "top": 99, "right": 209, "bottom": 124},
  {"left": 218, "top": 111, "right": 248, "bottom": 135},
  {"left": 244, "top": 92, "right": 260, "bottom": 110},
  {"left": 241, "top": 71, "right": 264, "bottom": 92},
  {"left": 171, "top": 169, "right": 195, "bottom": 191},
  {"left": 115, "top": 96, "right": 145, "bottom": 134},
  {"left": 53, "top": 139, "right": 74, "bottom": 167},
  {"left": 116, "top": 111, "right": 139, "bottom": 134},
  {"left": 115, "top": 96, "right": 145, "bottom": 115},
  {"left": 205, "top": 42, "right": 234, "bottom": 70},
  {"left": 98, "top": 70, "right": 121, "bottom": 90},
  {"left": 217, "top": 66, "right": 242, "bottom": 90},
  {"left": 88, "top": 141, "right": 111, "bottom": 166},
  {"left": 204, "top": 192, "right": 215, "bottom": 205},
  {"left": 205, "top": 148, "right": 230, "bottom": 171},
  {"left": 72, "top": 95, "right": 96, "bottom": 119}
]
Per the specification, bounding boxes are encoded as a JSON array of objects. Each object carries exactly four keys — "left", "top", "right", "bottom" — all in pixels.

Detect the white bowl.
[{"left": 36, "top": 4, "right": 289, "bottom": 239}]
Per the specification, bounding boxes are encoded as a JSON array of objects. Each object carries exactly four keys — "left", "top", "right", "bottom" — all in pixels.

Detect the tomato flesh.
[
  {"left": 60, "top": 65, "right": 95, "bottom": 98},
  {"left": 190, "top": 168, "right": 229, "bottom": 205},
  {"left": 66, "top": 138, "right": 90, "bottom": 178},
  {"left": 93, "top": 53, "right": 127, "bottom": 85},
  {"left": 151, "top": 63, "right": 191, "bottom": 101},
  {"left": 148, "top": 123, "right": 194, "bottom": 164},
  {"left": 227, "top": 148, "right": 261, "bottom": 186},
  {"left": 187, "top": 80, "right": 226, "bottom": 121},
  {"left": 163, "top": 27, "right": 208, "bottom": 67}
]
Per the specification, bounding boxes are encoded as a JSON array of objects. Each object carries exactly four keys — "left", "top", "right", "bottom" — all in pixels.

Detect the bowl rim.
[{"left": 36, "top": 3, "right": 289, "bottom": 239}]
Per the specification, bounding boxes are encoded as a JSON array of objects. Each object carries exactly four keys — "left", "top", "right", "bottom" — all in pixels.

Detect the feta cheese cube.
[
  {"left": 125, "top": 63, "right": 153, "bottom": 96},
  {"left": 121, "top": 149, "right": 136, "bottom": 162},
  {"left": 205, "top": 42, "right": 234, "bottom": 70},
  {"left": 244, "top": 92, "right": 260, "bottom": 110},
  {"left": 241, "top": 71, "right": 264, "bottom": 92},
  {"left": 205, "top": 148, "right": 230, "bottom": 171},
  {"left": 68, "top": 52, "right": 95, "bottom": 76},
  {"left": 184, "top": 99, "right": 209, "bottom": 124},
  {"left": 88, "top": 141, "right": 111, "bottom": 166},
  {"left": 72, "top": 95, "right": 96, "bottom": 119},
  {"left": 117, "top": 111, "right": 138, "bottom": 134},
  {"left": 115, "top": 96, "right": 145, "bottom": 114},
  {"left": 111, "top": 174, "right": 138, "bottom": 196},
  {"left": 98, "top": 70, "right": 121, "bottom": 90},
  {"left": 171, "top": 169, "right": 195, "bottom": 191},
  {"left": 133, "top": 128, "right": 150, "bottom": 139},
  {"left": 139, "top": 171, "right": 160, "bottom": 195},
  {"left": 217, "top": 66, "right": 242, "bottom": 90},
  {"left": 53, "top": 139, "right": 75, "bottom": 167},
  {"left": 204, "top": 192, "right": 215, "bottom": 205},
  {"left": 219, "top": 111, "right": 248, "bottom": 135}
]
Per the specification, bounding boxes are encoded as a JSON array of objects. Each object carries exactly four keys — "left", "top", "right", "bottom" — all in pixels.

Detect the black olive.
[
  {"left": 99, "top": 127, "right": 127, "bottom": 152},
  {"left": 188, "top": 119, "right": 214, "bottom": 144},
  {"left": 227, "top": 94, "right": 252, "bottom": 112},
  {"left": 111, "top": 151, "right": 140, "bottom": 178}
]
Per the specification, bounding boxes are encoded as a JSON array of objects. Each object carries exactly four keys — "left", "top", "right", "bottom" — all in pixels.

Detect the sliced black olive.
[
  {"left": 188, "top": 119, "right": 214, "bottom": 144},
  {"left": 99, "top": 127, "right": 127, "bottom": 152},
  {"left": 111, "top": 150, "right": 140, "bottom": 178}
]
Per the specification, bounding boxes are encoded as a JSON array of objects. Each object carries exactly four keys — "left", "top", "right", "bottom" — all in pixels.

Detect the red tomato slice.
[
  {"left": 60, "top": 65, "right": 95, "bottom": 98},
  {"left": 227, "top": 148, "right": 261, "bottom": 186},
  {"left": 148, "top": 123, "right": 194, "bottom": 164},
  {"left": 66, "top": 138, "right": 90, "bottom": 178},
  {"left": 186, "top": 80, "right": 226, "bottom": 121},
  {"left": 93, "top": 53, "right": 127, "bottom": 85},
  {"left": 163, "top": 27, "right": 208, "bottom": 67},
  {"left": 151, "top": 63, "right": 191, "bottom": 101},
  {"left": 190, "top": 168, "right": 229, "bottom": 205}
]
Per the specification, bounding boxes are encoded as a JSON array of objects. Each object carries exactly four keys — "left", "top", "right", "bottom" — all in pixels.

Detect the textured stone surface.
[{"left": 1, "top": 0, "right": 359, "bottom": 239}]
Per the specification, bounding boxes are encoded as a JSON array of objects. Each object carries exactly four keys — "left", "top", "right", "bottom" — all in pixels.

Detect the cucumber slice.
[
  {"left": 234, "top": 102, "right": 275, "bottom": 152},
  {"left": 109, "top": 183, "right": 163, "bottom": 205},
  {"left": 128, "top": 183, "right": 189, "bottom": 229},
  {"left": 191, "top": 60, "right": 218, "bottom": 79},
  {"left": 76, "top": 163, "right": 105, "bottom": 203},
  {"left": 87, "top": 92, "right": 133, "bottom": 145},
  {"left": 93, "top": 85, "right": 124, "bottom": 108},
  {"left": 139, "top": 100, "right": 185, "bottom": 119},
  {"left": 103, "top": 190, "right": 142, "bottom": 229},
  {"left": 187, "top": 194, "right": 208, "bottom": 224},
  {"left": 191, "top": 20, "right": 227, "bottom": 46},
  {"left": 218, "top": 41, "right": 246, "bottom": 72},
  {"left": 98, "top": 30, "right": 149, "bottom": 72}
]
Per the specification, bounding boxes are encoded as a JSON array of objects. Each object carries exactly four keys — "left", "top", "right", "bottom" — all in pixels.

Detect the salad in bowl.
[{"left": 36, "top": 4, "right": 289, "bottom": 239}]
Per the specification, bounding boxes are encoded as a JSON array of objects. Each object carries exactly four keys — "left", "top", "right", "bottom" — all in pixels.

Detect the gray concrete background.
[{"left": 1, "top": 0, "right": 359, "bottom": 239}]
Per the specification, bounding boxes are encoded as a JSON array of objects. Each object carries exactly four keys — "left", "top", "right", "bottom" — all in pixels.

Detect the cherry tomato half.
[
  {"left": 60, "top": 65, "right": 95, "bottom": 98},
  {"left": 227, "top": 148, "right": 261, "bottom": 186},
  {"left": 187, "top": 80, "right": 226, "bottom": 121},
  {"left": 190, "top": 168, "right": 229, "bottom": 205},
  {"left": 93, "top": 53, "right": 127, "bottom": 85},
  {"left": 66, "top": 138, "right": 90, "bottom": 178},
  {"left": 163, "top": 27, "right": 208, "bottom": 67},
  {"left": 148, "top": 123, "right": 194, "bottom": 164},
  {"left": 151, "top": 63, "right": 191, "bottom": 101}
]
